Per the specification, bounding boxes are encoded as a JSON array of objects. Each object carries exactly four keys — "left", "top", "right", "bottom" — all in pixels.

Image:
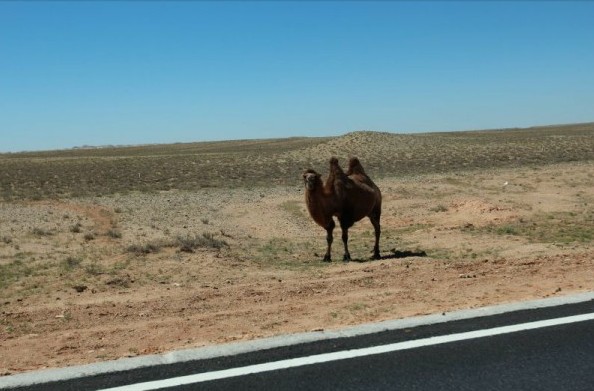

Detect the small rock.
[{"left": 73, "top": 285, "right": 88, "bottom": 293}]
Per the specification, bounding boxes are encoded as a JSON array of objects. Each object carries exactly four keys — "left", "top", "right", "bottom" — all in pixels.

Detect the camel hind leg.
[
  {"left": 323, "top": 219, "right": 335, "bottom": 262},
  {"left": 341, "top": 227, "right": 351, "bottom": 262},
  {"left": 369, "top": 207, "right": 381, "bottom": 260}
]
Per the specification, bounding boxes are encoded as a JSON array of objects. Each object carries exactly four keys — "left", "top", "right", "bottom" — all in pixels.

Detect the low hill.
[{"left": 1, "top": 123, "right": 593, "bottom": 200}]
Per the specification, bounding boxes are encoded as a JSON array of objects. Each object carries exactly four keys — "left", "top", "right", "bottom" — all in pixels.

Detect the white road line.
[{"left": 99, "top": 312, "right": 594, "bottom": 391}]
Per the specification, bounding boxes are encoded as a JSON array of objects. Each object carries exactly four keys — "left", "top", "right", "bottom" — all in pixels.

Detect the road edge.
[{"left": 2, "top": 291, "right": 594, "bottom": 389}]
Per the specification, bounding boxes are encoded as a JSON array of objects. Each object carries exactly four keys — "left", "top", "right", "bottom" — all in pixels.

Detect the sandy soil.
[{"left": 1, "top": 161, "right": 593, "bottom": 375}]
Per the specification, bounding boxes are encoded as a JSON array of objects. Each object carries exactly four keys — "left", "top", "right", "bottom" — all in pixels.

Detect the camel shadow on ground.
[{"left": 349, "top": 249, "right": 428, "bottom": 263}]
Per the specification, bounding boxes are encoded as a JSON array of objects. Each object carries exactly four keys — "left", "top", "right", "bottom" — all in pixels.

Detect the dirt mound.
[{"left": 279, "top": 131, "right": 414, "bottom": 168}]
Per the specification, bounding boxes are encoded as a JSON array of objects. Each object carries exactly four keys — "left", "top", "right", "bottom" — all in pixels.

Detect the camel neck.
[{"left": 305, "top": 185, "right": 327, "bottom": 215}]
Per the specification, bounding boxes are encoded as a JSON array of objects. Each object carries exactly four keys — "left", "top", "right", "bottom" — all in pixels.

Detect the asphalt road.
[
  {"left": 184, "top": 317, "right": 594, "bottom": 391},
  {"left": 5, "top": 295, "right": 594, "bottom": 391}
]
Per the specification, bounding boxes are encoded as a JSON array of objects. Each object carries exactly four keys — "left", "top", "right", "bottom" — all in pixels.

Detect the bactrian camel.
[{"left": 302, "top": 157, "right": 382, "bottom": 262}]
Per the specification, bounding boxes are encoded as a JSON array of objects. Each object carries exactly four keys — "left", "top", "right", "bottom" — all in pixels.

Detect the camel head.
[{"left": 303, "top": 169, "right": 321, "bottom": 191}]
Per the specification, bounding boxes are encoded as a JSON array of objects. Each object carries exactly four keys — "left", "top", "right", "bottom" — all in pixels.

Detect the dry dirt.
[{"left": 1, "top": 161, "right": 593, "bottom": 375}]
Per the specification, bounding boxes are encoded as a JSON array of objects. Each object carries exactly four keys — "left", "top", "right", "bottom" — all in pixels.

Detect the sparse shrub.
[
  {"left": 85, "top": 262, "right": 104, "bottom": 276},
  {"left": 84, "top": 232, "right": 96, "bottom": 241},
  {"left": 177, "top": 233, "right": 228, "bottom": 252},
  {"left": 70, "top": 223, "right": 82, "bottom": 233},
  {"left": 495, "top": 225, "right": 519, "bottom": 236},
  {"left": 0, "top": 259, "right": 32, "bottom": 289},
  {"left": 1, "top": 236, "right": 12, "bottom": 244},
  {"left": 105, "top": 276, "right": 131, "bottom": 288},
  {"left": 430, "top": 204, "right": 449, "bottom": 213},
  {"left": 126, "top": 242, "right": 162, "bottom": 255},
  {"left": 220, "top": 229, "right": 232, "bottom": 238},
  {"left": 107, "top": 229, "right": 122, "bottom": 239},
  {"left": 32, "top": 227, "right": 53, "bottom": 236},
  {"left": 62, "top": 256, "right": 82, "bottom": 270}
]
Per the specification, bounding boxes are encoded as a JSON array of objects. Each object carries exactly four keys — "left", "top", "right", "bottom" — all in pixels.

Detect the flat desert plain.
[{"left": 1, "top": 124, "right": 593, "bottom": 374}]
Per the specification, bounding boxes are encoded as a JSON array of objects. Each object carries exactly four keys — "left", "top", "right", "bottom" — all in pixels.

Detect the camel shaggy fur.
[{"left": 303, "top": 157, "right": 382, "bottom": 262}]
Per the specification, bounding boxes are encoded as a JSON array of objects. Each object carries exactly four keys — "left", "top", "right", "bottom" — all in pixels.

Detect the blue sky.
[{"left": 1, "top": 1, "right": 593, "bottom": 152}]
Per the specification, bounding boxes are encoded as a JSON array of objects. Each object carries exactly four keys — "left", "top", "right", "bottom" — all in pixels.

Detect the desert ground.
[{"left": 1, "top": 124, "right": 593, "bottom": 375}]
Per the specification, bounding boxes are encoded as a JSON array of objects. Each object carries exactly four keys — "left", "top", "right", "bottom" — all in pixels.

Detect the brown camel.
[{"left": 302, "top": 157, "right": 382, "bottom": 262}]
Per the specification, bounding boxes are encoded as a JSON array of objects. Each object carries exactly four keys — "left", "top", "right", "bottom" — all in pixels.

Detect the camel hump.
[
  {"left": 325, "top": 157, "right": 350, "bottom": 200},
  {"left": 328, "top": 157, "right": 347, "bottom": 177},
  {"left": 347, "top": 157, "right": 366, "bottom": 176},
  {"left": 329, "top": 157, "right": 344, "bottom": 172}
]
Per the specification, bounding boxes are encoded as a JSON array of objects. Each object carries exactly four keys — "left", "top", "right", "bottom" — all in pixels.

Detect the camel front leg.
[{"left": 323, "top": 219, "right": 335, "bottom": 262}]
